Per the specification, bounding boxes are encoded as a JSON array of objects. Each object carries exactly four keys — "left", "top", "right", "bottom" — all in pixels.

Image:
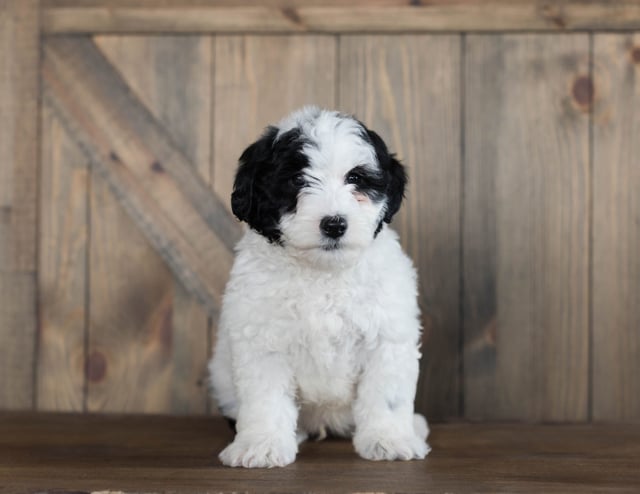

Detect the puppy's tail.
[{"left": 413, "top": 413, "right": 430, "bottom": 441}]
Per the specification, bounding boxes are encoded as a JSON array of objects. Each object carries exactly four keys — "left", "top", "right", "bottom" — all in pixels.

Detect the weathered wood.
[
  {"left": 40, "top": 1, "right": 640, "bottom": 34},
  {"left": 36, "top": 105, "right": 88, "bottom": 412},
  {"left": 95, "top": 35, "right": 213, "bottom": 183},
  {"left": 0, "top": 0, "right": 39, "bottom": 272},
  {"left": 339, "top": 35, "right": 461, "bottom": 420},
  {"left": 42, "top": 36, "right": 241, "bottom": 318},
  {"left": 592, "top": 34, "right": 640, "bottom": 421},
  {"left": 0, "top": 0, "right": 39, "bottom": 411},
  {"left": 2, "top": 413, "right": 640, "bottom": 493},
  {"left": 213, "top": 35, "right": 336, "bottom": 212},
  {"left": 87, "top": 184, "right": 176, "bottom": 412},
  {"left": 86, "top": 36, "right": 211, "bottom": 413},
  {"left": 463, "top": 34, "right": 590, "bottom": 421},
  {"left": 0, "top": 275, "right": 37, "bottom": 409},
  {"left": 43, "top": 0, "right": 410, "bottom": 4}
]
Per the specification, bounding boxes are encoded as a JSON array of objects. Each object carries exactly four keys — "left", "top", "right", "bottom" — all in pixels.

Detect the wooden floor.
[{"left": 1, "top": 413, "right": 639, "bottom": 493}]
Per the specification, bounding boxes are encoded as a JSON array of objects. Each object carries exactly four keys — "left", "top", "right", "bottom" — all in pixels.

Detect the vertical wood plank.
[
  {"left": 37, "top": 105, "right": 88, "bottom": 412},
  {"left": 464, "top": 34, "right": 590, "bottom": 421},
  {"left": 592, "top": 34, "right": 640, "bottom": 421},
  {"left": 0, "top": 273, "right": 37, "bottom": 408},
  {"left": 86, "top": 36, "right": 211, "bottom": 413},
  {"left": 0, "top": 0, "right": 39, "bottom": 272},
  {"left": 339, "top": 35, "right": 462, "bottom": 420},
  {"left": 0, "top": 0, "right": 39, "bottom": 410},
  {"left": 213, "top": 35, "right": 336, "bottom": 210}
]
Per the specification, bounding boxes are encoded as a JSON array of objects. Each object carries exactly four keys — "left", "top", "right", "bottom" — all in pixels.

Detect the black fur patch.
[
  {"left": 345, "top": 164, "right": 387, "bottom": 203},
  {"left": 231, "top": 127, "right": 310, "bottom": 243},
  {"left": 360, "top": 127, "right": 408, "bottom": 224}
]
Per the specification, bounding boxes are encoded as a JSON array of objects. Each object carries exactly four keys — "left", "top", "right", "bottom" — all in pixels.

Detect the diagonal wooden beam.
[{"left": 42, "top": 36, "right": 242, "bottom": 316}]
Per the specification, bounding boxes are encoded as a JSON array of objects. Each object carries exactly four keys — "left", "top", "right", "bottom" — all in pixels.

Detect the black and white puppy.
[{"left": 209, "top": 106, "right": 429, "bottom": 468}]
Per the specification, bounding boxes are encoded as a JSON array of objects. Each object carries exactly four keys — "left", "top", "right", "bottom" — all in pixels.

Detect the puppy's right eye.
[
  {"left": 346, "top": 171, "right": 363, "bottom": 186},
  {"left": 290, "top": 175, "right": 307, "bottom": 187}
]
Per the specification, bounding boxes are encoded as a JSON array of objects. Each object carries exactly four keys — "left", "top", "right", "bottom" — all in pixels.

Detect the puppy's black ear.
[
  {"left": 365, "top": 129, "right": 407, "bottom": 223},
  {"left": 231, "top": 127, "right": 278, "bottom": 223},
  {"left": 384, "top": 155, "right": 407, "bottom": 223}
]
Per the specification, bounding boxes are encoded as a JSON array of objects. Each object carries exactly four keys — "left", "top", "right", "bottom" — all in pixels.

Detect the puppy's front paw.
[
  {"left": 354, "top": 430, "right": 431, "bottom": 461},
  {"left": 219, "top": 433, "right": 297, "bottom": 468}
]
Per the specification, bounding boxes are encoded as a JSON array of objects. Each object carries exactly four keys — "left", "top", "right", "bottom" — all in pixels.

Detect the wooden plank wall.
[
  {"left": 1, "top": 1, "right": 640, "bottom": 422},
  {"left": 0, "top": 0, "right": 39, "bottom": 410},
  {"left": 85, "top": 36, "right": 211, "bottom": 413},
  {"left": 592, "top": 34, "right": 640, "bottom": 422},
  {"left": 464, "top": 35, "right": 591, "bottom": 421}
]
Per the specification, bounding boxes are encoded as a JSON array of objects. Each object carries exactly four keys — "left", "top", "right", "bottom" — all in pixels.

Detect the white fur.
[{"left": 209, "top": 107, "right": 430, "bottom": 468}]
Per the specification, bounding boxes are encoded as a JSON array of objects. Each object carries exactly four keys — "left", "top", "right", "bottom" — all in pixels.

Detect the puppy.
[{"left": 209, "top": 106, "right": 430, "bottom": 468}]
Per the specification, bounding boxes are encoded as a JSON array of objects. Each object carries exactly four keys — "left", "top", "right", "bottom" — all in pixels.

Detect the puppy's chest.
[
  {"left": 290, "top": 288, "right": 366, "bottom": 345},
  {"left": 285, "top": 285, "right": 372, "bottom": 402}
]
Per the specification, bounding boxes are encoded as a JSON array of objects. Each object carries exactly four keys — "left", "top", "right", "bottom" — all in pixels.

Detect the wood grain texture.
[
  {"left": 37, "top": 105, "right": 89, "bottom": 412},
  {"left": 95, "top": 35, "right": 213, "bottom": 183},
  {"left": 40, "top": 1, "right": 640, "bottom": 34},
  {"left": 339, "top": 35, "right": 461, "bottom": 420},
  {"left": 0, "top": 0, "right": 39, "bottom": 411},
  {"left": 0, "top": 275, "right": 37, "bottom": 409},
  {"left": 42, "top": 37, "right": 240, "bottom": 317},
  {"left": 3, "top": 413, "right": 640, "bottom": 493},
  {"left": 464, "top": 35, "right": 590, "bottom": 421},
  {"left": 85, "top": 36, "right": 212, "bottom": 413},
  {"left": 213, "top": 35, "right": 336, "bottom": 211},
  {"left": 0, "top": 0, "right": 39, "bottom": 272},
  {"left": 592, "top": 34, "right": 640, "bottom": 421},
  {"left": 87, "top": 180, "right": 175, "bottom": 412}
]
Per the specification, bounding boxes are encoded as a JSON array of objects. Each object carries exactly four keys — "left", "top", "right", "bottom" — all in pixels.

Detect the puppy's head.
[{"left": 231, "top": 106, "right": 407, "bottom": 266}]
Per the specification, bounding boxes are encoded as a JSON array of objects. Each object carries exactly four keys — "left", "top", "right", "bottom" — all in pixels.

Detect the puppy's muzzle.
[{"left": 320, "top": 215, "right": 347, "bottom": 239}]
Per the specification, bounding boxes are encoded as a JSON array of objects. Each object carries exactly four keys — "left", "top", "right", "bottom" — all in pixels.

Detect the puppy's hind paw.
[
  {"left": 219, "top": 434, "right": 297, "bottom": 468},
  {"left": 354, "top": 431, "right": 431, "bottom": 461}
]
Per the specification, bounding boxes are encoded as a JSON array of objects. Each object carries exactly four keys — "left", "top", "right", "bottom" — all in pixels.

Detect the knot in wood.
[
  {"left": 281, "top": 7, "right": 302, "bottom": 26},
  {"left": 572, "top": 76, "right": 594, "bottom": 107},
  {"left": 631, "top": 47, "right": 640, "bottom": 65},
  {"left": 540, "top": 4, "right": 566, "bottom": 29},
  {"left": 86, "top": 350, "right": 107, "bottom": 383}
]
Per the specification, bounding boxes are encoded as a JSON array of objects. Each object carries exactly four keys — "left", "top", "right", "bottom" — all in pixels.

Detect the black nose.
[{"left": 320, "top": 215, "right": 347, "bottom": 239}]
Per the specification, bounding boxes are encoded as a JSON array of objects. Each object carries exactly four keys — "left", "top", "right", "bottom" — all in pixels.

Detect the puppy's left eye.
[
  {"left": 290, "top": 175, "right": 307, "bottom": 187},
  {"left": 346, "top": 171, "right": 363, "bottom": 185}
]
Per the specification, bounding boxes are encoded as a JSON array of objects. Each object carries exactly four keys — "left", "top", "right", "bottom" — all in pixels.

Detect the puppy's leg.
[
  {"left": 219, "top": 351, "right": 298, "bottom": 468},
  {"left": 209, "top": 329, "right": 239, "bottom": 420},
  {"left": 352, "top": 341, "right": 430, "bottom": 461}
]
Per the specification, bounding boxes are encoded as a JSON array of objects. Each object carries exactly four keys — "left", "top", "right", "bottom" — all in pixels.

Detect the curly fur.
[{"left": 209, "top": 107, "right": 430, "bottom": 468}]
